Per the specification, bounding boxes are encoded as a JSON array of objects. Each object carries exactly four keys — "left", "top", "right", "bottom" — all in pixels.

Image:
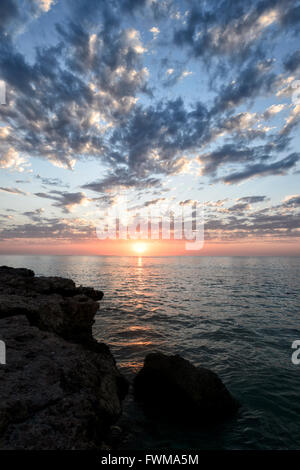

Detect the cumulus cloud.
[{"left": 0, "top": 148, "right": 30, "bottom": 172}]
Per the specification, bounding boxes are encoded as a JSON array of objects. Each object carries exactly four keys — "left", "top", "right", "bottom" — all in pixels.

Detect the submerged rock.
[
  {"left": 0, "top": 266, "right": 128, "bottom": 450},
  {"left": 134, "top": 353, "right": 239, "bottom": 424}
]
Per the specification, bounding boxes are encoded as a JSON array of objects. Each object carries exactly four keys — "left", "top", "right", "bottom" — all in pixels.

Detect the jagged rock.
[
  {"left": 134, "top": 353, "right": 239, "bottom": 423},
  {"left": 0, "top": 265, "right": 103, "bottom": 343},
  {"left": 0, "top": 266, "right": 128, "bottom": 450}
]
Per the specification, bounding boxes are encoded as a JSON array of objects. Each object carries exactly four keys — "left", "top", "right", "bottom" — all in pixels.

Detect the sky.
[{"left": 0, "top": 0, "right": 300, "bottom": 256}]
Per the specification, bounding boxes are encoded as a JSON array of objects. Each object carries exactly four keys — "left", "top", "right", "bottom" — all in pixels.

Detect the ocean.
[{"left": 1, "top": 254, "right": 299, "bottom": 450}]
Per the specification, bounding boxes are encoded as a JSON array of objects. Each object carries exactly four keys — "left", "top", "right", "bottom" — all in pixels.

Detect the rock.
[
  {"left": 134, "top": 353, "right": 239, "bottom": 424},
  {"left": 0, "top": 266, "right": 128, "bottom": 450},
  {"left": 0, "top": 265, "right": 103, "bottom": 344}
]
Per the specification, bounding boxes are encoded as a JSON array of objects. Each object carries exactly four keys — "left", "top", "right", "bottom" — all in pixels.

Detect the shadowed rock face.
[
  {"left": 0, "top": 266, "right": 103, "bottom": 344},
  {"left": 134, "top": 353, "right": 239, "bottom": 424},
  {"left": 0, "top": 266, "right": 128, "bottom": 450}
]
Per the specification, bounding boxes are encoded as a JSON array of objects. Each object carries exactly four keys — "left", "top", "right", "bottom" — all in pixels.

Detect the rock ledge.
[{"left": 0, "top": 266, "right": 128, "bottom": 450}]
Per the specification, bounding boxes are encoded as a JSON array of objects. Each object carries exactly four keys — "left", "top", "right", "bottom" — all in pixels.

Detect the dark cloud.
[
  {"left": 34, "top": 190, "right": 88, "bottom": 212},
  {"left": 211, "top": 60, "right": 276, "bottom": 115},
  {"left": 284, "top": 49, "right": 300, "bottom": 72},
  {"left": 221, "top": 152, "right": 300, "bottom": 184},
  {"left": 0, "top": 0, "right": 19, "bottom": 33},
  {"left": 173, "top": 0, "right": 298, "bottom": 66},
  {"left": 142, "top": 198, "right": 166, "bottom": 207},
  {"left": 0, "top": 0, "right": 54, "bottom": 37},
  {"left": 23, "top": 208, "right": 44, "bottom": 221},
  {"left": 82, "top": 167, "right": 161, "bottom": 194},
  {"left": 0, "top": 218, "right": 95, "bottom": 241},
  {"left": 237, "top": 196, "right": 267, "bottom": 204},
  {"left": 0, "top": 10, "right": 150, "bottom": 170},
  {"left": 199, "top": 142, "right": 277, "bottom": 177},
  {"left": 227, "top": 202, "right": 250, "bottom": 213},
  {"left": 106, "top": 98, "right": 209, "bottom": 178}
]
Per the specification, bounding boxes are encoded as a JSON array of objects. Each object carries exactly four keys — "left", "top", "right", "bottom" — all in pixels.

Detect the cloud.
[
  {"left": 0, "top": 16, "right": 150, "bottom": 170},
  {"left": 0, "top": 0, "right": 19, "bottom": 33},
  {"left": 237, "top": 196, "right": 267, "bottom": 204},
  {"left": 150, "top": 26, "right": 160, "bottom": 40},
  {"left": 199, "top": 144, "right": 260, "bottom": 177},
  {"left": 179, "top": 199, "right": 197, "bottom": 206},
  {"left": 82, "top": 167, "right": 161, "bottom": 194},
  {"left": 142, "top": 197, "right": 166, "bottom": 207},
  {"left": 221, "top": 152, "right": 299, "bottom": 184},
  {"left": 35, "top": 174, "right": 69, "bottom": 187},
  {"left": 163, "top": 68, "right": 193, "bottom": 87},
  {"left": 227, "top": 202, "right": 250, "bottom": 213},
  {"left": 284, "top": 49, "right": 300, "bottom": 72},
  {"left": 1, "top": 0, "right": 300, "bottom": 236},
  {"left": 34, "top": 190, "right": 88, "bottom": 212},
  {"left": 173, "top": 0, "right": 298, "bottom": 67},
  {"left": 0, "top": 0, "right": 55, "bottom": 36},
  {"left": 283, "top": 194, "right": 300, "bottom": 207},
  {"left": 23, "top": 208, "right": 45, "bottom": 221},
  {"left": 36, "top": 0, "right": 55, "bottom": 12},
  {"left": 0, "top": 186, "right": 27, "bottom": 195},
  {"left": 0, "top": 148, "right": 30, "bottom": 172},
  {"left": 0, "top": 218, "right": 95, "bottom": 241},
  {"left": 263, "top": 104, "right": 286, "bottom": 119},
  {"left": 211, "top": 60, "right": 276, "bottom": 115},
  {"left": 104, "top": 98, "right": 209, "bottom": 181}
]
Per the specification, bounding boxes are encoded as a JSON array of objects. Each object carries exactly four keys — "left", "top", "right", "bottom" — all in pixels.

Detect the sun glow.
[{"left": 132, "top": 242, "right": 148, "bottom": 254}]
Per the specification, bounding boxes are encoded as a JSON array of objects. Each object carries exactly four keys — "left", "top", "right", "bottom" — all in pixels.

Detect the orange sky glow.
[{"left": 0, "top": 238, "right": 299, "bottom": 256}]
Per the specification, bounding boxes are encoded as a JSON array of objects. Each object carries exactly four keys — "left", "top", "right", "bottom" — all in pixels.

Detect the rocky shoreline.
[
  {"left": 0, "top": 266, "right": 239, "bottom": 450},
  {"left": 0, "top": 266, "right": 128, "bottom": 450}
]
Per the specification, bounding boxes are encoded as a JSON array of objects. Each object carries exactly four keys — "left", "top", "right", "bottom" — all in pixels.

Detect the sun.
[{"left": 132, "top": 242, "right": 148, "bottom": 254}]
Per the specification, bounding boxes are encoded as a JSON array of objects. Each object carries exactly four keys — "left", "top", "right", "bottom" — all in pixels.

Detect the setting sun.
[{"left": 132, "top": 242, "right": 148, "bottom": 254}]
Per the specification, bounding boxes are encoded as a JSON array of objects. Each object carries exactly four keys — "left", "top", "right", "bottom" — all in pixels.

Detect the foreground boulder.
[
  {"left": 134, "top": 353, "right": 239, "bottom": 424},
  {"left": 0, "top": 266, "right": 128, "bottom": 450}
]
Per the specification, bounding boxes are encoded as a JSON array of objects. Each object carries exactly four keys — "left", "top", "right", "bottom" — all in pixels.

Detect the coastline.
[{"left": 0, "top": 265, "right": 238, "bottom": 450}]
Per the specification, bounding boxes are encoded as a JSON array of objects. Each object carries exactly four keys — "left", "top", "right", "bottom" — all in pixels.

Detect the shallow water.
[{"left": 1, "top": 255, "right": 299, "bottom": 449}]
